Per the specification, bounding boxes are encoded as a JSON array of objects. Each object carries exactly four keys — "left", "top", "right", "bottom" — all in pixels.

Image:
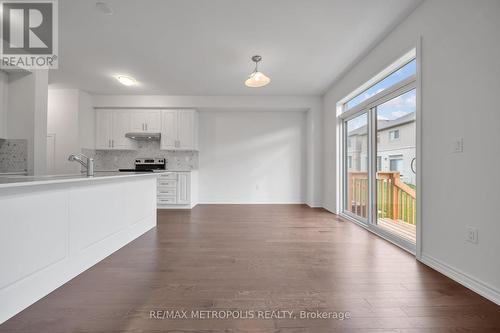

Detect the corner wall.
[
  {"left": 7, "top": 70, "right": 48, "bottom": 175},
  {"left": 323, "top": 0, "right": 500, "bottom": 303}
]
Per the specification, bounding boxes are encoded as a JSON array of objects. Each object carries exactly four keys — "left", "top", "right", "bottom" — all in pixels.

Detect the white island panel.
[{"left": 0, "top": 173, "right": 158, "bottom": 323}]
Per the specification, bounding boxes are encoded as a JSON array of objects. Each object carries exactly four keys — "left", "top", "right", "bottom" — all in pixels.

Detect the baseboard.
[
  {"left": 321, "top": 204, "right": 336, "bottom": 214},
  {"left": 420, "top": 253, "right": 500, "bottom": 305}
]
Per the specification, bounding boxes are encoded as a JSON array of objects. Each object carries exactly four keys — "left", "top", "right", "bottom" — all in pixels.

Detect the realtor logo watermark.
[{"left": 0, "top": 0, "right": 58, "bottom": 69}]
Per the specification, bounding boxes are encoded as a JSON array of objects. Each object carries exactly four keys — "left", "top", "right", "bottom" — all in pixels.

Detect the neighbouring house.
[{"left": 347, "top": 112, "right": 416, "bottom": 185}]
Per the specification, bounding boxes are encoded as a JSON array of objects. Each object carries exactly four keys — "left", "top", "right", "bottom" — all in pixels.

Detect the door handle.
[{"left": 411, "top": 157, "right": 416, "bottom": 174}]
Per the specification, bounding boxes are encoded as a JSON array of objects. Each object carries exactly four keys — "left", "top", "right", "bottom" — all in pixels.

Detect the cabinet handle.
[
  {"left": 108, "top": 139, "right": 111, "bottom": 148},
  {"left": 145, "top": 123, "right": 148, "bottom": 131},
  {"left": 112, "top": 139, "right": 114, "bottom": 147}
]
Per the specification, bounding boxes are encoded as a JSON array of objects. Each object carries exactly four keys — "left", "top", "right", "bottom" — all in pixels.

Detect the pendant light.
[{"left": 245, "top": 55, "right": 271, "bottom": 88}]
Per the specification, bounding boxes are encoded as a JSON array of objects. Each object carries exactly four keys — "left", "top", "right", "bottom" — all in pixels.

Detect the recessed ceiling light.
[
  {"left": 115, "top": 75, "right": 137, "bottom": 86},
  {"left": 245, "top": 55, "right": 270, "bottom": 88},
  {"left": 96, "top": 1, "right": 113, "bottom": 15}
]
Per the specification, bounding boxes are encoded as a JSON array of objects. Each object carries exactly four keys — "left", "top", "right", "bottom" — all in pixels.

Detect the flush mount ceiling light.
[
  {"left": 115, "top": 75, "right": 137, "bottom": 86},
  {"left": 96, "top": 1, "right": 113, "bottom": 15},
  {"left": 245, "top": 55, "right": 270, "bottom": 88}
]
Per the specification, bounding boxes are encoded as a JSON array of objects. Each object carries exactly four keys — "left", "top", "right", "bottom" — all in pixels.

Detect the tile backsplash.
[
  {"left": 0, "top": 139, "right": 28, "bottom": 173},
  {"left": 82, "top": 140, "right": 198, "bottom": 171}
]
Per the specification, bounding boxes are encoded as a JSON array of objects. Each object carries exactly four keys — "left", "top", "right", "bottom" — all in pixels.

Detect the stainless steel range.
[{"left": 119, "top": 158, "right": 166, "bottom": 172}]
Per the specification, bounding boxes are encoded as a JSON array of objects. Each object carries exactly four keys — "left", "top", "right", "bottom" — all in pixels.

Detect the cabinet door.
[
  {"left": 130, "top": 111, "right": 146, "bottom": 132},
  {"left": 178, "top": 110, "right": 195, "bottom": 150},
  {"left": 95, "top": 111, "right": 113, "bottom": 149},
  {"left": 145, "top": 111, "right": 161, "bottom": 132},
  {"left": 160, "top": 110, "right": 178, "bottom": 150},
  {"left": 177, "top": 173, "right": 190, "bottom": 204},
  {"left": 112, "top": 111, "right": 135, "bottom": 149}
]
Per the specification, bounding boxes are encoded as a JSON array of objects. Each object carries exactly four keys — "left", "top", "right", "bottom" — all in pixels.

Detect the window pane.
[
  {"left": 346, "top": 59, "right": 416, "bottom": 110},
  {"left": 345, "top": 113, "right": 368, "bottom": 219},
  {"left": 376, "top": 89, "right": 416, "bottom": 243}
]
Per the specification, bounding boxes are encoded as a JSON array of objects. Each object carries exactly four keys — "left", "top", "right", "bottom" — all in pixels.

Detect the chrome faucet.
[{"left": 68, "top": 153, "right": 95, "bottom": 177}]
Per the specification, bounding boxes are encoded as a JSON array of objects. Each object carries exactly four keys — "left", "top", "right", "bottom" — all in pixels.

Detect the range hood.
[{"left": 125, "top": 132, "right": 161, "bottom": 140}]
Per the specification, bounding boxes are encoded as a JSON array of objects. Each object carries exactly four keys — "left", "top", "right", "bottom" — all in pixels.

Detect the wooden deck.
[{"left": 378, "top": 218, "right": 416, "bottom": 243}]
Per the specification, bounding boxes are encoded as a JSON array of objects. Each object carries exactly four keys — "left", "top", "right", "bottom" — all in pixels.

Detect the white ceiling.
[{"left": 49, "top": 0, "right": 422, "bottom": 95}]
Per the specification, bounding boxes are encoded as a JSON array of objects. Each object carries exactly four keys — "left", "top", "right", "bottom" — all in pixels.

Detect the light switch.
[{"left": 452, "top": 137, "right": 463, "bottom": 153}]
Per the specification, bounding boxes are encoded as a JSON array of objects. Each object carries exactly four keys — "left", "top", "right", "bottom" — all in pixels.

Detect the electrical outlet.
[
  {"left": 452, "top": 138, "right": 464, "bottom": 153},
  {"left": 466, "top": 226, "right": 478, "bottom": 244}
]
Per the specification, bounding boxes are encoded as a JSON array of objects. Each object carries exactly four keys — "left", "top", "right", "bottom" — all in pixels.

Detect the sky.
[{"left": 346, "top": 59, "right": 416, "bottom": 131}]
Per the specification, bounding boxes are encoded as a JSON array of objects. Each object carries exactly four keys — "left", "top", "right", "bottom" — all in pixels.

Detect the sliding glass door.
[
  {"left": 344, "top": 113, "right": 368, "bottom": 222},
  {"left": 340, "top": 54, "right": 417, "bottom": 251},
  {"left": 375, "top": 89, "right": 416, "bottom": 243}
]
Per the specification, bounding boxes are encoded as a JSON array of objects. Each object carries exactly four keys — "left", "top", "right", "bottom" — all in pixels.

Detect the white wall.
[
  {"left": 198, "top": 110, "right": 306, "bottom": 203},
  {"left": 92, "top": 95, "right": 323, "bottom": 207},
  {"left": 78, "top": 91, "right": 95, "bottom": 150},
  {"left": 323, "top": 0, "right": 500, "bottom": 303},
  {"left": 47, "top": 90, "right": 80, "bottom": 174},
  {"left": 47, "top": 89, "right": 96, "bottom": 174},
  {"left": 0, "top": 71, "right": 8, "bottom": 139}
]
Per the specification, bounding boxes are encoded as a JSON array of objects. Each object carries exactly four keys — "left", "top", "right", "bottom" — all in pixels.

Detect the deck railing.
[{"left": 347, "top": 171, "right": 416, "bottom": 225}]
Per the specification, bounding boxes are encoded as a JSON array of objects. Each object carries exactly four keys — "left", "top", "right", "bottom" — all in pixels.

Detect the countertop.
[{"left": 0, "top": 171, "right": 164, "bottom": 189}]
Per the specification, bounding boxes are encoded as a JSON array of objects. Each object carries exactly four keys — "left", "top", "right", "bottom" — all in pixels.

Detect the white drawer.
[
  {"left": 158, "top": 172, "right": 178, "bottom": 180},
  {"left": 157, "top": 188, "right": 176, "bottom": 196},
  {"left": 158, "top": 179, "right": 177, "bottom": 187},
  {"left": 158, "top": 197, "right": 177, "bottom": 205}
]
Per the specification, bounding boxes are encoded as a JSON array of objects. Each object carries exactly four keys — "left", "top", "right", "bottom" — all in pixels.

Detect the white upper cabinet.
[
  {"left": 95, "top": 109, "right": 197, "bottom": 151},
  {"left": 112, "top": 111, "right": 135, "bottom": 149},
  {"left": 145, "top": 112, "right": 161, "bottom": 132},
  {"left": 161, "top": 110, "right": 178, "bottom": 149},
  {"left": 95, "top": 110, "right": 137, "bottom": 150},
  {"left": 178, "top": 110, "right": 196, "bottom": 150},
  {"left": 130, "top": 110, "right": 161, "bottom": 132},
  {"left": 160, "top": 109, "right": 198, "bottom": 151}
]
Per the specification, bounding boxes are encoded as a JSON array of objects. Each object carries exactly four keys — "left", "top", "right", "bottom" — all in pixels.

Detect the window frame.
[
  {"left": 389, "top": 154, "right": 404, "bottom": 174},
  {"left": 337, "top": 49, "right": 418, "bottom": 254},
  {"left": 389, "top": 129, "right": 400, "bottom": 141}
]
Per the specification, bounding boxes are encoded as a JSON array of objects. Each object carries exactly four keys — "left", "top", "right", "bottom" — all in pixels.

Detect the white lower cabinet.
[{"left": 157, "top": 171, "right": 197, "bottom": 209}]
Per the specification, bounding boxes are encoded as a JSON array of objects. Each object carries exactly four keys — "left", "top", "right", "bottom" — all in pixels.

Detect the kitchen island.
[{"left": 0, "top": 172, "right": 159, "bottom": 323}]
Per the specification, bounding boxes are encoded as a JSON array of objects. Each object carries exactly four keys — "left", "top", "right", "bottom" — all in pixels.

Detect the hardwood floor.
[{"left": 1, "top": 205, "right": 499, "bottom": 332}]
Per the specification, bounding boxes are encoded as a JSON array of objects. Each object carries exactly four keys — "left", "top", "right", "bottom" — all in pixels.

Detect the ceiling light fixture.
[
  {"left": 115, "top": 75, "right": 137, "bottom": 86},
  {"left": 245, "top": 55, "right": 270, "bottom": 88},
  {"left": 96, "top": 1, "right": 113, "bottom": 15}
]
